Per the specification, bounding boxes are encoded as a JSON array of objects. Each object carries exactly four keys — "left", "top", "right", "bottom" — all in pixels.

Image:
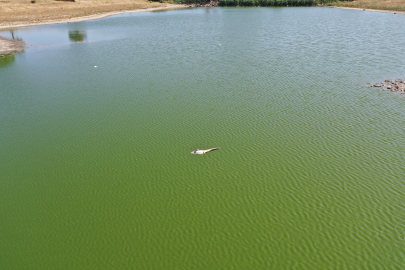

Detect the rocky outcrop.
[{"left": 368, "top": 79, "right": 405, "bottom": 94}]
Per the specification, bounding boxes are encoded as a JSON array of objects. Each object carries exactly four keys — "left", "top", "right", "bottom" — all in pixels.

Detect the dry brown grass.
[
  {"left": 0, "top": 0, "right": 176, "bottom": 26},
  {"left": 333, "top": 0, "right": 405, "bottom": 12}
]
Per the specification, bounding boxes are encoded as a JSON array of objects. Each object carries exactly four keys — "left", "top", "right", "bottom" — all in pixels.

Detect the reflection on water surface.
[
  {"left": 0, "top": 54, "right": 16, "bottom": 68},
  {"left": 68, "top": 30, "right": 87, "bottom": 42}
]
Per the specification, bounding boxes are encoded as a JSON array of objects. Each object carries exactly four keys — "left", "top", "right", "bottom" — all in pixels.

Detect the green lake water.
[{"left": 1, "top": 7, "right": 405, "bottom": 269}]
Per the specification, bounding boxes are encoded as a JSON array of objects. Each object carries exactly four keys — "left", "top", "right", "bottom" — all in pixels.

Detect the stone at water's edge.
[
  {"left": 368, "top": 78, "right": 405, "bottom": 93},
  {"left": 0, "top": 36, "right": 25, "bottom": 55}
]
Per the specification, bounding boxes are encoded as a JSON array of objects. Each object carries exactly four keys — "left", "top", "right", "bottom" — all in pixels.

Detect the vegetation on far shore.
[
  {"left": 162, "top": 0, "right": 405, "bottom": 11},
  {"left": 161, "top": 0, "right": 343, "bottom": 7}
]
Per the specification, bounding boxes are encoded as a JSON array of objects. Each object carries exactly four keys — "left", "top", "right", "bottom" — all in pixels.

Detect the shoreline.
[
  {"left": 333, "top": 6, "right": 405, "bottom": 15},
  {"left": 0, "top": 4, "right": 186, "bottom": 55},
  {"left": 0, "top": 5, "right": 403, "bottom": 33},
  {"left": 0, "top": 5, "right": 186, "bottom": 31}
]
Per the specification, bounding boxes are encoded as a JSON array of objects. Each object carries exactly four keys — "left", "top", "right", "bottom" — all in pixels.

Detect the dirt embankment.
[
  {"left": 0, "top": 36, "right": 25, "bottom": 55},
  {"left": 0, "top": 0, "right": 183, "bottom": 29}
]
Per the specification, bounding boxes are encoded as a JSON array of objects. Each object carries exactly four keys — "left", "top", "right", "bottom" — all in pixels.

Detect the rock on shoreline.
[
  {"left": 368, "top": 79, "right": 405, "bottom": 94},
  {"left": 187, "top": 0, "right": 219, "bottom": 7},
  {"left": 0, "top": 36, "right": 25, "bottom": 55}
]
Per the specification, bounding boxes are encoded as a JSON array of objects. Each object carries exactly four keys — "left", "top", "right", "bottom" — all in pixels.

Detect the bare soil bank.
[{"left": 0, "top": 0, "right": 184, "bottom": 30}]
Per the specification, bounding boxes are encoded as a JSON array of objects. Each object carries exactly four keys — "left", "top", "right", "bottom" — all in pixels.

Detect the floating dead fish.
[{"left": 191, "top": 148, "right": 221, "bottom": 155}]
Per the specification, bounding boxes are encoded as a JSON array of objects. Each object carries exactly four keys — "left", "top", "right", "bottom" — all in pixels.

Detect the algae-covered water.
[{"left": 1, "top": 7, "right": 405, "bottom": 269}]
